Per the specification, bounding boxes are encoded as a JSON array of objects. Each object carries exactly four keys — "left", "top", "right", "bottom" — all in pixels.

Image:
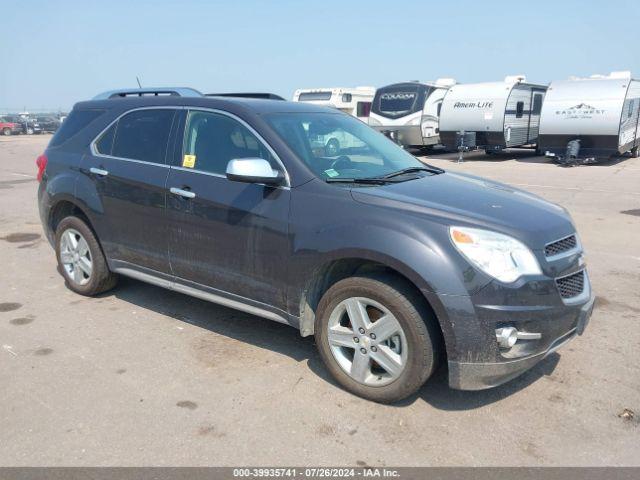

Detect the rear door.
[
  {"left": 83, "top": 107, "right": 177, "bottom": 274},
  {"left": 165, "top": 109, "right": 291, "bottom": 308}
]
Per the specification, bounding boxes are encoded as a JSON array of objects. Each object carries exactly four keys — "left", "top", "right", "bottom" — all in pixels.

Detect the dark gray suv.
[{"left": 37, "top": 87, "right": 594, "bottom": 403}]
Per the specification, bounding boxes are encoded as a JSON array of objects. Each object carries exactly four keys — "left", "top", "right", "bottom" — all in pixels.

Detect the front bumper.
[
  {"left": 424, "top": 263, "right": 594, "bottom": 391},
  {"left": 371, "top": 125, "right": 437, "bottom": 147},
  {"left": 448, "top": 294, "right": 593, "bottom": 390}
]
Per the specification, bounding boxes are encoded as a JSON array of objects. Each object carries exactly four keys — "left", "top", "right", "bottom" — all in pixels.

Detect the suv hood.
[{"left": 350, "top": 172, "right": 574, "bottom": 249}]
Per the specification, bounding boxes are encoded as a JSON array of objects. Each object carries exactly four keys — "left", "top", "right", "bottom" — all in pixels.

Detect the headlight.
[{"left": 449, "top": 226, "right": 542, "bottom": 283}]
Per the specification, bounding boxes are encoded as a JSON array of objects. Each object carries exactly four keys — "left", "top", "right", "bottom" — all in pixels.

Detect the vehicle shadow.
[
  {"left": 110, "top": 276, "right": 316, "bottom": 363},
  {"left": 425, "top": 149, "right": 549, "bottom": 165},
  {"left": 412, "top": 353, "right": 560, "bottom": 410},
  {"left": 423, "top": 149, "right": 634, "bottom": 167},
  {"left": 106, "top": 276, "right": 561, "bottom": 410}
]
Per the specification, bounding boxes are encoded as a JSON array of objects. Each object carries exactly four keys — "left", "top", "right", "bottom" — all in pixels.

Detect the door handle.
[
  {"left": 90, "top": 167, "right": 109, "bottom": 176},
  {"left": 170, "top": 187, "right": 196, "bottom": 199}
]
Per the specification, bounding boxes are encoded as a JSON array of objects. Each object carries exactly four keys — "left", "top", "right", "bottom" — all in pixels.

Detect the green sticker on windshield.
[{"left": 324, "top": 168, "right": 339, "bottom": 178}]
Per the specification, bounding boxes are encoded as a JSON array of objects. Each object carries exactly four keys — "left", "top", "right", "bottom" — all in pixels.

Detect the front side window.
[
  {"left": 265, "top": 112, "right": 425, "bottom": 181},
  {"left": 107, "top": 109, "right": 175, "bottom": 163},
  {"left": 516, "top": 101, "right": 525, "bottom": 118},
  {"left": 182, "top": 111, "right": 277, "bottom": 175}
]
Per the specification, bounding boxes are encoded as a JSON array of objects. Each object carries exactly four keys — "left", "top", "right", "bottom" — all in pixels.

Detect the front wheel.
[
  {"left": 315, "top": 274, "right": 440, "bottom": 403},
  {"left": 2, "top": 128, "right": 11, "bottom": 136},
  {"left": 55, "top": 216, "right": 117, "bottom": 296}
]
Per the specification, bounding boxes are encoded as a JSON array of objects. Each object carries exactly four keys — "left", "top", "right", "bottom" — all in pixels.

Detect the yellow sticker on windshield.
[{"left": 182, "top": 154, "right": 196, "bottom": 168}]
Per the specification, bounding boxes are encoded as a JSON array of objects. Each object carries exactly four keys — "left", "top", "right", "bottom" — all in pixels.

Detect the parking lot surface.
[{"left": 1, "top": 136, "right": 638, "bottom": 466}]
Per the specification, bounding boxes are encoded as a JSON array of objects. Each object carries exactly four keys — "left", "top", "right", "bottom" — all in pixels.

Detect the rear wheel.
[
  {"left": 631, "top": 146, "right": 639, "bottom": 158},
  {"left": 315, "top": 274, "right": 440, "bottom": 403},
  {"left": 2, "top": 128, "right": 10, "bottom": 136},
  {"left": 55, "top": 216, "right": 117, "bottom": 296}
]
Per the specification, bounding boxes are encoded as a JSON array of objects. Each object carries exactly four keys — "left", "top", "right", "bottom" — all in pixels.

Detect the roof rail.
[
  {"left": 93, "top": 87, "right": 203, "bottom": 100},
  {"left": 205, "top": 92, "right": 285, "bottom": 100}
]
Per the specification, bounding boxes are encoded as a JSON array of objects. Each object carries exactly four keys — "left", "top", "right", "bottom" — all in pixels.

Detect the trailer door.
[{"left": 527, "top": 91, "right": 544, "bottom": 144}]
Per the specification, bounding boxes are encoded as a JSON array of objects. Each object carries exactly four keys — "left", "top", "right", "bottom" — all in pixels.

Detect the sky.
[{"left": 1, "top": 0, "right": 639, "bottom": 112}]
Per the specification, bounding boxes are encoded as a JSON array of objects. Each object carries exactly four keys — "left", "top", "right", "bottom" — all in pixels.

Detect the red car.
[{"left": 0, "top": 117, "right": 22, "bottom": 136}]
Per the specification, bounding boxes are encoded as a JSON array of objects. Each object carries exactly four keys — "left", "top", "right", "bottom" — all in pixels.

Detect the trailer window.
[
  {"left": 437, "top": 102, "right": 442, "bottom": 117},
  {"left": 628, "top": 100, "right": 634, "bottom": 118},
  {"left": 357, "top": 102, "right": 372, "bottom": 118},
  {"left": 516, "top": 101, "right": 525, "bottom": 118},
  {"left": 298, "top": 92, "right": 332, "bottom": 101},
  {"left": 342, "top": 93, "right": 352, "bottom": 103},
  {"left": 532, "top": 94, "right": 543, "bottom": 115}
]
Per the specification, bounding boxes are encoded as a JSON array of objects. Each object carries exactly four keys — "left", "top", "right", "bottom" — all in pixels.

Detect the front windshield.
[{"left": 264, "top": 112, "right": 425, "bottom": 180}]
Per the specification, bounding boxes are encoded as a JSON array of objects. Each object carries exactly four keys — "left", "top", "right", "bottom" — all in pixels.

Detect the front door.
[
  {"left": 166, "top": 109, "right": 290, "bottom": 309},
  {"left": 82, "top": 108, "right": 177, "bottom": 274}
]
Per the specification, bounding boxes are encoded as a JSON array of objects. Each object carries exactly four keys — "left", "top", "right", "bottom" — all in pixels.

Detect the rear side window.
[
  {"left": 95, "top": 123, "right": 116, "bottom": 155},
  {"left": 49, "top": 109, "right": 104, "bottom": 147},
  {"left": 109, "top": 109, "right": 175, "bottom": 164},
  {"left": 516, "top": 101, "right": 525, "bottom": 118}
]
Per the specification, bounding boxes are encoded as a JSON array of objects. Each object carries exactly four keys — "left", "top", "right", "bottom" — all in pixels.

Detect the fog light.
[
  {"left": 496, "top": 327, "right": 519, "bottom": 349},
  {"left": 496, "top": 327, "right": 542, "bottom": 349}
]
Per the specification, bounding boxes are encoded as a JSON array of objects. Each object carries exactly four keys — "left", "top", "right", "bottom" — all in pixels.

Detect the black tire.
[
  {"left": 631, "top": 146, "right": 639, "bottom": 158},
  {"left": 325, "top": 138, "right": 340, "bottom": 157},
  {"left": 55, "top": 216, "right": 117, "bottom": 296},
  {"left": 314, "top": 274, "right": 440, "bottom": 403},
  {"left": 2, "top": 128, "right": 11, "bottom": 136}
]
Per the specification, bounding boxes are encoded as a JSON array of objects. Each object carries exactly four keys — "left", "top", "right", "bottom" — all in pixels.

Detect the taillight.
[{"left": 36, "top": 154, "right": 48, "bottom": 182}]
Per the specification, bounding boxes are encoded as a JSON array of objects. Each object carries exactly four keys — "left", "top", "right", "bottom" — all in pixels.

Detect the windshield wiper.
[
  {"left": 382, "top": 165, "right": 444, "bottom": 179},
  {"left": 325, "top": 177, "right": 406, "bottom": 185}
]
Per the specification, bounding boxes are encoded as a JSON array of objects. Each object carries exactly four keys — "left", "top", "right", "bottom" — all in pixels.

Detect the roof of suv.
[{"left": 74, "top": 95, "right": 333, "bottom": 115}]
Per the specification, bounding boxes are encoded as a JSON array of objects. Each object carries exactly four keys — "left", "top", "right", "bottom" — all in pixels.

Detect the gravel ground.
[{"left": 0, "top": 136, "right": 638, "bottom": 466}]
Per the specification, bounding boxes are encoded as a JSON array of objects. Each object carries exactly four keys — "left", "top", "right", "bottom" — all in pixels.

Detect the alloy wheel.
[
  {"left": 327, "top": 296, "right": 408, "bottom": 386},
  {"left": 59, "top": 228, "right": 93, "bottom": 286}
]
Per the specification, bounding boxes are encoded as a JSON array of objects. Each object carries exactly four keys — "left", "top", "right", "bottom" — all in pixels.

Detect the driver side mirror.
[{"left": 226, "top": 158, "right": 284, "bottom": 186}]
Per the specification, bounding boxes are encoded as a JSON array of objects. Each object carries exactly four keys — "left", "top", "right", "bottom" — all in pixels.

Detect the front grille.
[
  {"left": 556, "top": 270, "right": 585, "bottom": 299},
  {"left": 545, "top": 235, "right": 577, "bottom": 257}
]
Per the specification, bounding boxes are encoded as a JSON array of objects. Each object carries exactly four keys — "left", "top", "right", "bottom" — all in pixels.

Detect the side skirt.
[{"left": 110, "top": 261, "right": 299, "bottom": 329}]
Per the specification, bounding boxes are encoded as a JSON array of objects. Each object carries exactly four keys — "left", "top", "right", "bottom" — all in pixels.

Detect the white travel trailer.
[
  {"left": 538, "top": 71, "right": 640, "bottom": 163},
  {"left": 292, "top": 86, "right": 375, "bottom": 120},
  {"left": 293, "top": 86, "right": 376, "bottom": 156},
  {"left": 368, "top": 79, "right": 456, "bottom": 149},
  {"left": 438, "top": 76, "right": 547, "bottom": 153}
]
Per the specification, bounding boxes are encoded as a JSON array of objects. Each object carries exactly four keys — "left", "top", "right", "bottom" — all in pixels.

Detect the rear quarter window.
[{"left": 49, "top": 109, "right": 105, "bottom": 147}]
